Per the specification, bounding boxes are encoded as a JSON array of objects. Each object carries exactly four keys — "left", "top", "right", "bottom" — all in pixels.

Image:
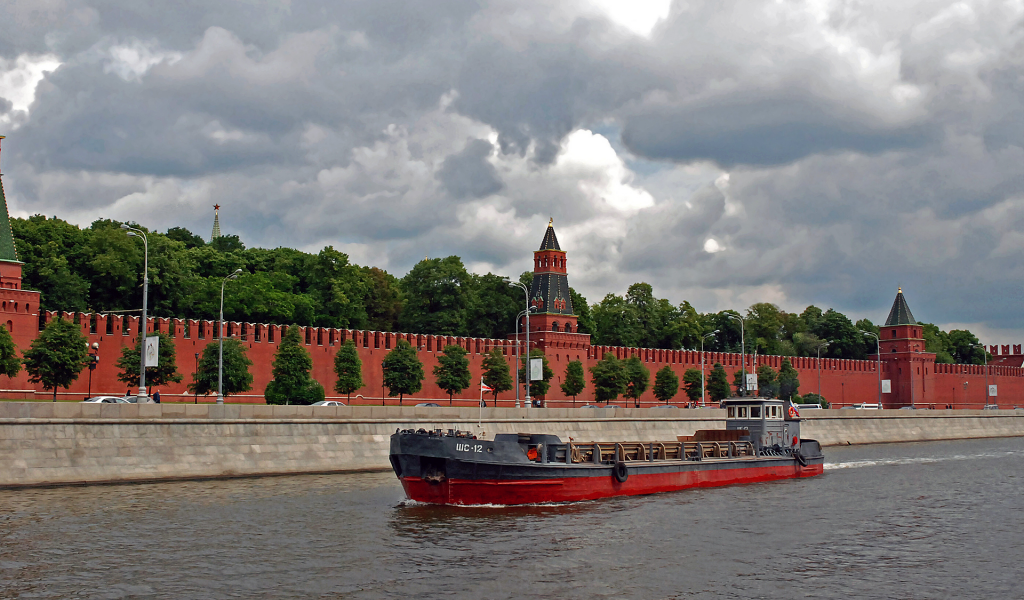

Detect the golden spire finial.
[
  {"left": 549, "top": 217, "right": 553, "bottom": 226},
  {"left": 898, "top": 286, "right": 902, "bottom": 294}
]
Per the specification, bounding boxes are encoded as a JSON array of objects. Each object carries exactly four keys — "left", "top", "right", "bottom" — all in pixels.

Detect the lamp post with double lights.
[
  {"left": 121, "top": 224, "right": 150, "bottom": 400},
  {"left": 513, "top": 306, "right": 536, "bottom": 409},
  {"left": 86, "top": 342, "right": 99, "bottom": 399},
  {"left": 700, "top": 330, "right": 719, "bottom": 406},
  {"left": 194, "top": 352, "right": 199, "bottom": 403},
  {"left": 860, "top": 330, "right": 882, "bottom": 408},
  {"left": 726, "top": 313, "right": 745, "bottom": 396},
  {"left": 218, "top": 268, "right": 243, "bottom": 404},
  {"left": 504, "top": 278, "right": 531, "bottom": 408}
]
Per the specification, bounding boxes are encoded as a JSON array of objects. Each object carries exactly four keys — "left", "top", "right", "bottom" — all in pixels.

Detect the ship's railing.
[{"left": 551, "top": 440, "right": 755, "bottom": 464}]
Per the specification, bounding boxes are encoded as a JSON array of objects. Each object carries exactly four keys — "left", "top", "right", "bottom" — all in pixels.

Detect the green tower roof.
[
  {"left": 884, "top": 288, "right": 916, "bottom": 326},
  {"left": 0, "top": 136, "right": 19, "bottom": 262}
]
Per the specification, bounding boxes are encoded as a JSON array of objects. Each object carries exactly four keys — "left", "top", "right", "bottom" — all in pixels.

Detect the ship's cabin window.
[
  {"left": 737, "top": 406, "right": 748, "bottom": 418},
  {"left": 750, "top": 406, "right": 761, "bottom": 418},
  {"left": 727, "top": 406, "right": 736, "bottom": 418}
]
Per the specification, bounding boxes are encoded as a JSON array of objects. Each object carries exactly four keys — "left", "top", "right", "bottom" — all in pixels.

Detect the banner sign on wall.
[
  {"left": 529, "top": 358, "right": 543, "bottom": 381},
  {"left": 881, "top": 379, "right": 891, "bottom": 394},
  {"left": 989, "top": 385, "right": 997, "bottom": 397},
  {"left": 144, "top": 335, "right": 159, "bottom": 367},
  {"left": 745, "top": 373, "right": 757, "bottom": 391}
]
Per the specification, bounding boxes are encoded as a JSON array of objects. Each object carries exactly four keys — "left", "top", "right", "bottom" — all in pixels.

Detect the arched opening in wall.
[
  {"left": 552, "top": 322, "right": 559, "bottom": 332},
  {"left": 25, "top": 304, "right": 29, "bottom": 313},
  {"left": 13, "top": 303, "right": 17, "bottom": 312},
  {"left": 5, "top": 320, "right": 12, "bottom": 332},
  {"left": 2, "top": 302, "right": 6, "bottom": 310}
]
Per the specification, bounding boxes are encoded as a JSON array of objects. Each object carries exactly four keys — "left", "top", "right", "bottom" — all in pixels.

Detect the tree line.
[{"left": 12, "top": 215, "right": 988, "bottom": 365}]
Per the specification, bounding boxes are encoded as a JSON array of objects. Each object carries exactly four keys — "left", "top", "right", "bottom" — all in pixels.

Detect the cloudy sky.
[{"left": 2, "top": 0, "right": 1024, "bottom": 344}]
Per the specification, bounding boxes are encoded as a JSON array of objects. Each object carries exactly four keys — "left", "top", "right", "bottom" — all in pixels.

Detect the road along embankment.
[{"left": 1, "top": 403, "right": 1022, "bottom": 487}]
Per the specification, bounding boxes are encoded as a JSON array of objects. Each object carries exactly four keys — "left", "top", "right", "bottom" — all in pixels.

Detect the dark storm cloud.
[
  {"left": 621, "top": 94, "right": 934, "bottom": 167},
  {"left": 436, "top": 139, "right": 503, "bottom": 199}
]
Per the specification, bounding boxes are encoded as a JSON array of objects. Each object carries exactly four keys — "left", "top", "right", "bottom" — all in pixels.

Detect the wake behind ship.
[{"left": 390, "top": 398, "right": 824, "bottom": 505}]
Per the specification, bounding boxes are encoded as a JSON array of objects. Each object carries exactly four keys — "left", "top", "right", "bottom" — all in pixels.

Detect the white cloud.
[
  {"left": 703, "top": 238, "right": 722, "bottom": 253},
  {"left": 589, "top": 0, "right": 671, "bottom": 36},
  {"left": 104, "top": 40, "right": 182, "bottom": 81},
  {"left": 0, "top": 53, "right": 61, "bottom": 122}
]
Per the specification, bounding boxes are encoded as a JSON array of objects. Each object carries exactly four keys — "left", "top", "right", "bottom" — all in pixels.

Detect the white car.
[
  {"left": 311, "top": 400, "right": 346, "bottom": 406},
  {"left": 83, "top": 396, "right": 132, "bottom": 404}
]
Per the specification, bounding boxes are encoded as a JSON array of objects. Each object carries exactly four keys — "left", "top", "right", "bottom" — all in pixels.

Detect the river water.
[{"left": 1, "top": 437, "right": 1022, "bottom": 599}]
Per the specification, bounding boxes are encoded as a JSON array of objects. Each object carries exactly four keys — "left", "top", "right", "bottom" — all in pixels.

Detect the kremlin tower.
[{"left": 520, "top": 219, "right": 589, "bottom": 352}]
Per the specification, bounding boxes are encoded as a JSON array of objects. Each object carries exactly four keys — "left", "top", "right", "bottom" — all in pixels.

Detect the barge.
[{"left": 389, "top": 398, "right": 824, "bottom": 505}]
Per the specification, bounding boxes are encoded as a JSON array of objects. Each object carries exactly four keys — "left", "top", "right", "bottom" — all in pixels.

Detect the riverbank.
[{"left": 1, "top": 402, "right": 1022, "bottom": 487}]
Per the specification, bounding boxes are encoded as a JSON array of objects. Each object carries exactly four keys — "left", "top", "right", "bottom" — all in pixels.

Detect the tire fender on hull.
[{"left": 613, "top": 461, "right": 628, "bottom": 483}]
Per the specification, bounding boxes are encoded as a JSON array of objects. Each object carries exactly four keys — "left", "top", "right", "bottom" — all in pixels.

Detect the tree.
[
  {"left": 733, "top": 369, "right": 748, "bottom": 396},
  {"left": 265, "top": 326, "right": 325, "bottom": 405},
  {"left": 22, "top": 317, "right": 89, "bottom": 401},
  {"left": 382, "top": 339, "right": 423, "bottom": 403},
  {"left": 398, "top": 256, "right": 471, "bottom": 335},
  {"left": 800, "top": 392, "right": 828, "bottom": 408},
  {"left": 653, "top": 365, "right": 679, "bottom": 404},
  {"left": 948, "top": 329, "right": 987, "bottom": 364},
  {"left": 187, "top": 339, "right": 254, "bottom": 398},
  {"left": 561, "top": 360, "right": 586, "bottom": 403},
  {"left": 0, "top": 326, "right": 20, "bottom": 378},
  {"left": 434, "top": 344, "right": 471, "bottom": 405},
  {"left": 333, "top": 340, "right": 364, "bottom": 400},
  {"left": 682, "top": 368, "right": 703, "bottom": 404},
  {"left": 519, "top": 349, "right": 554, "bottom": 400},
  {"left": 756, "top": 364, "right": 778, "bottom": 398},
  {"left": 114, "top": 331, "right": 183, "bottom": 391},
  {"left": 481, "top": 348, "right": 512, "bottom": 404},
  {"left": 707, "top": 363, "right": 731, "bottom": 403},
  {"left": 589, "top": 353, "right": 627, "bottom": 403},
  {"left": 777, "top": 358, "right": 800, "bottom": 400},
  {"left": 623, "top": 356, "right": 650, "bottom": 407}
]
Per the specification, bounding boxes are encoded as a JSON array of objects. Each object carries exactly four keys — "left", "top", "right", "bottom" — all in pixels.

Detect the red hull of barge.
[{"left": 400, "top": 462, "right": 824, "bottom": 505}]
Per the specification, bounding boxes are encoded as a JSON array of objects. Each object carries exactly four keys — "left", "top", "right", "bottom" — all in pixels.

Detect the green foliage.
[
  {"left": 399, "top": 257, "right": 471, "bottom": 335},
  {"left": 921, "top": 323, "right": 954, "bottom": 363},
  {"left": 589, "top": 353, "right": 627, "bottom": 403},
  {"left": 0, "top": 326, "right": 21, "bottom": 378},
  {"left": 115, "top": 331, "right": 184, "bottom": 389},
  {"left": 187, "top": 339, "right": 254, "bottom": 397},
  {"left": 707, "top": 363, "right": 731, "bottom": 403},
  {"left": 561, "top": 360, "right": 586, "bottom": 400},
  {"left": 756, "top": 364, "right": 778, "bottom": 398},
  {"left": 481, "top": 348, "right": 512, "bottom": 402},
  {"left": 947, "top": 329, "right": 987, "bottom": 364},
  {"left": 799, "top": 392, "right": 828, "bottom": 408},
  {"left": 434, "top": 345, "right": 472, "bottom": 404},
  {"left": 682, "top": 368, "right": 703, "bottom": 404},
  {"left": 382, "top": 340, "right": 423, "bottom": 402},
  {"left": 623, "top": 356, "right": 650, "bottom": 405},
  {"left": 265, "top": 326, "right": 324, "bottom": 405},
  {"left": 733, "top": 369, "right": 748, "bottom": 396},
  {"left": 569, "top": 288, "right": 594, "bottom": 335},
  {"left": 777, "top": 358, "right": 800, "bottom": 400},
  {"left": 22, "top": 317, "right": 89, "bottom": 400},
  {"left": 653, "top": 365, "right": 678, "bottom": 404},
  {"left": 333, "top": 340, "right": 364, "bottom": 400},
  {"left": 519, "top": 349, "right": 554, "bottom": 398}
]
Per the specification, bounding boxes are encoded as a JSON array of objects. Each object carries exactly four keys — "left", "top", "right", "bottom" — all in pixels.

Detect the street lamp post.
[
  {"left": 218, "top": 268, "right": 243, "bottom": 405},
  {"left": 973, "top": 343, "right": 990, "bottom": 408},
  {"left": 513, "top": 307, "right": 535, "bottom": 409},
  {"left": 121, "top": 224, "right": 149, "bottom": 400},
  {"left": 505, "top": 279, "right": 531, "bottom": 409},
  {"left": 861, "top": 330, "right": 881, "bottom": 409},
  {"left": 726, "top": 313, "right": 745, "bottom": 396},
  {"left": 86, "top": 342, "right": 99, "bottom": 399},
  {"left": 700, "top": 330, "right": 719, "bottom": 406},
  {"left": 816, "top": 341, "right": 830, "bottom": 403},
  {"left": 194, "top": 352, "right": 199, "bottom": 404}
]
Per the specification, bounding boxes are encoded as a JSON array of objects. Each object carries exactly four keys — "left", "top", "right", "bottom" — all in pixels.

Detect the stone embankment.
[{"left": 1, "top": 402, "right": 1022, "bottom": 488}]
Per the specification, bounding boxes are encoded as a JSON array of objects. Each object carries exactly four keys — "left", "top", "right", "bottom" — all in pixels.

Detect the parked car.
[
  {"left": 311, "top": 400, "right": 346, "bottom": 406},
  {"left": 797, "top": 403, "right": 822, "bottom": 409},
  {"left": 83, "top": 396, "right": 131, "bottom": 404},
  {"left": 982, "top": 404, "right": 1000, "bottom": 410},
  {"left": 652, "top": 405, "right": 678, "bottom": 409},
  {"left": 850, "top": 403, "right": 880, "bottom": 410},
  {"left": 415, "top": 403, "right": 441, "bottom": 407},
  {"left": 899, "top": 406, "right": 917, "bottom": 410}
]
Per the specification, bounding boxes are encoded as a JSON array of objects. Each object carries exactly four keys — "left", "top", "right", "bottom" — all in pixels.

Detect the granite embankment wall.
[{"left": 1, "top": 403, "right": 1022, "bottom": 487}]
